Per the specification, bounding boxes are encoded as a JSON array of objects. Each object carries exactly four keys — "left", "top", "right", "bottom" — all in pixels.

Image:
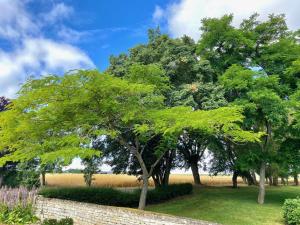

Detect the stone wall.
[{"left": 35, "top": 196, "right": 219, "bottom": 225}]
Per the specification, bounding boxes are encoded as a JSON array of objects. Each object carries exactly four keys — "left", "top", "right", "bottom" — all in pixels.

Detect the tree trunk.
[
  {"left": 232, "top": 171, "right": 238, "bottom": 188},
  {"left": 281, "top": 177, "right": 286, "bottom": 185},
  {"left": 272, "top": 176, "right": 278, "bottom": 186},
  {"left": 268, "top": 176, "right": 273, "bottom": 186},
  {"left": 258, "top": 161, "right": 266, "bottom": 204},
  {"left": 294, "top": 174, "right": 299, "bottom": 186},
  {"left": 138, "top": 176, "right": 148, "bottom": 210},
  {"left": 0, "top": 174, "right": 3, "bottom": 187},
  {"left": 190, "top": 160, "right": 201, "bottom": 185},
  {"left": 251, "top": 171, "right": 258, "bottom": 185},
  {"left": 41, "top": 172, "right": 46, "bottom": 186},
  {"left": 152, "top": 175, "right": 160, "bottom": 188}
]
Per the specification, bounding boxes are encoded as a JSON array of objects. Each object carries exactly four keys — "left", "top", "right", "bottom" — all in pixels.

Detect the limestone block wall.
[{"left": 35, "top": 196, "right": 219, "bottom": 225}]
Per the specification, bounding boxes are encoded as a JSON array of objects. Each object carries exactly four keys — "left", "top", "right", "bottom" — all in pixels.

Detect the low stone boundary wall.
[{"left": 35, "top": 196, "right": 219, "bottom": 225}]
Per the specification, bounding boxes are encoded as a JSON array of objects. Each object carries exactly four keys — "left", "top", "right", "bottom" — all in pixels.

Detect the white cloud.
[
  {"left": 153, "top": 5, "right": 165, "bottom": 23},
  {"left": 0, "top": 1, "right": 95, "bottom": 98},
  {"left": 43, "top": 3, "right": 73, "bottom": 23},
  {"left": 0, "top": 38, "right": 94, "bottom": 97},
  {"left": 161, "top": 0, "right": 300, "bottom": 40},
  {"left": 0, "top": 0, "right": 38, "bottom": 39}
]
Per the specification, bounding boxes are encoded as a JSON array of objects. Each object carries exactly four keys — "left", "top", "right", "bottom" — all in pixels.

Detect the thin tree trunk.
[
  {"left": 268, "top": 176, "right": 273, "bottom": 186},
  {"left": 152, "top": 175, "right": 160, "bottom": 188},
  {"left": 232, "top": 171, "right": 238, "bottom": 188},
  {"left": 272, "top": 176, "right": 278, "bottom": 186},
  {"left": 258, "top": 161, "right": 266, "bottom": 204},
  {"left": 41, "top": 172, "right": 46, "bottom": 186},
  {"left": 251, "top": 171, "right": 258, "bottom": 185},
  {"left": 190, "top": 161, "right": 201, "bottom": 185},
  {"left": 138, "top": 176, "right": 148, "bottom": 210},
  {"left": 294, "top": 174, "right": 299, "bottom": 186},
  {"left": 0, "top": 174, "right": 3, "bottom": 187}
]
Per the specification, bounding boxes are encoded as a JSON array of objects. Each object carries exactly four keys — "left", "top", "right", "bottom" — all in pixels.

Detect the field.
[
  {"left": 147, "top": 185, "right": 300, "bottom": 225},
  {"left": 45, "top": 173, "right": 243, "bottom": 187}
]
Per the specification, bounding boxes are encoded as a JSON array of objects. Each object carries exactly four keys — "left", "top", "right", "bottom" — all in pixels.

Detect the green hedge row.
[
  {"left": 283, "top": 198, "right": 300, "bottom": 225},
  {"left": 39, "top": 183, "right": 193, "bottom": 207}
]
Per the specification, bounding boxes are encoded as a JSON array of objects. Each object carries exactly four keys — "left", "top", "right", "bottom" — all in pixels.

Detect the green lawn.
[{"left": 147, "top": 185, "right": 300, "bottom": 225}]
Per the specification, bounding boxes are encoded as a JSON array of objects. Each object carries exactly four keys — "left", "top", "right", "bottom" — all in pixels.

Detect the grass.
[
  {"left": 45, "top": 173, "right": 243, "bottom": 187},
  {"left": 146, "top": 185, "right": 300, "bottom": 225}
]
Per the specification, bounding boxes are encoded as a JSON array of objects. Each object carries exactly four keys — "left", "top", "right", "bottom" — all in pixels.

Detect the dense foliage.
[
  {"left": 283, "top": 198, "right": 300, "bottom": 225},
  {"left": 39, "top": 183, "right": 193, "bottom": 207},
  {"left": 42, "top": 218, "right": 73, "bottom": 225}
]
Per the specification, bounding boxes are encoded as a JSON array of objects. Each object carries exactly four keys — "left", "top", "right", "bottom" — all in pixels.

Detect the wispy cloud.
[
  {"left": 0, "top": 0, "right": 38, "bottom": 40},
  {"left": 43, "top": 2, "right": 74, "bottom": 24},
  {"left": 0, "top": 1, "right": 94, "bottom": 98},
  {"left": 152, "top": 5, "right": 165, "bottom": 24}
]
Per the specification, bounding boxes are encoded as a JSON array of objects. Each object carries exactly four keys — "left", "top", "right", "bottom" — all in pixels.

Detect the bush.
[
  {"left": 42, "top": 218, "right": 73, "bottom": 225},
  {"left": 283, "top": 198, "right": 300, "bottom": 225},
  {"left": 0, "top": 204, "right": 37, "bottom": 225},
  {"left": 0, "top": 187, "right": 38, "bottom": 225},
  {"left": 39, "top": 183, "right": 193, "bottom": 207}
]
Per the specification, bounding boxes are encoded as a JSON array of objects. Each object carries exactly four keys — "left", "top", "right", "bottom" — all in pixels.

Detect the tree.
[
  {"left": 0, "top": 97, "right": 17, "bottom": 187},
  {"left": 0, "top": 70, "right": 261, "bottom": 210},
  {"left": 82, "top": 156, "right": 102, "bottom": 187},
  {"left": 220, "top": 65, "right": 288, "bottom": 203},
  {"left": 107, "top": 30, "right": 221, "bottom": 186},
  {"left": 171, "top": 82, "right": 227, "bottom": 185},
  {"left": 197, "top": 13, "right": 299, "bottom": 203}
]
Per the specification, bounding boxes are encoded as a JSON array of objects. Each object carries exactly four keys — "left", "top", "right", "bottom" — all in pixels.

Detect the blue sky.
[{"left": 1, "top": 0, "right": 300, "bottom": 98}]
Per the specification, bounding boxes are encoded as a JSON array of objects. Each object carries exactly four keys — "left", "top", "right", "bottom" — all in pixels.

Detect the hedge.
[
  {"left": 39, "top": 183, "right": 193, "bottom": 207},
  {"left": 283, "top": 198, "right": 300, "bottom": 225}
]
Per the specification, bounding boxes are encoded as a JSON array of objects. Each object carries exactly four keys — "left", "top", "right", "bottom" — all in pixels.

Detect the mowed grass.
[
  {"left": 147, "top": 185, "right": 300, "bottom": 225},
  {"left": 45, "top": 173, "right": 243, "bottom": 187}
]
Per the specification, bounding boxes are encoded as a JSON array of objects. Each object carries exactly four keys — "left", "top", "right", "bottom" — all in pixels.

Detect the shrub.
[
  {"left": 283, "top": 198, "right": 300, "bottom": 225},
  {"left": 0, "top": 187, "right": 38, "bottom": 225},
  {"left": 42, "top": 217, "right": 73, "bottom": 225},
  {"left": 39, "top": 183, "right": 193, "bottom": 207}
]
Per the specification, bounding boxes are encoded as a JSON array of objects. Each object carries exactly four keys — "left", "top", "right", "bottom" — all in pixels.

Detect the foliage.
[
  {"left": 0, "top": 187, "right": 37, "bottom": 225},
  {"left": 283, "top": 198, "right": 300, "bottom": 225},
  {"left": 0, "top": 204, "right": 37, "bottom": 225},
  {"left": 16, "top": 161, "right": 40, "bottom": 189},
  {"left": 42, "top": 218, "right": 73, "bottom": 225},
  {"left": 39, "top": 183, "right": 193, "bottom": 207},
  {"left": 82, "top": 156, "right": 102, "bottom": 187},
  {"left": 0, "top": 97, "right": 10, "bottom": 112}
]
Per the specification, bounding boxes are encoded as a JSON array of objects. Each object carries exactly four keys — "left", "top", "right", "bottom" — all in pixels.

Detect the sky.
[{"left": 1, "top": 0, "right": 300, "bottom": 98}]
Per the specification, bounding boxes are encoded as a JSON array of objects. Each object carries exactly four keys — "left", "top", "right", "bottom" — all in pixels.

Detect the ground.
[{"left": 147, "top": 185, "right": 300, "bottom": 225}]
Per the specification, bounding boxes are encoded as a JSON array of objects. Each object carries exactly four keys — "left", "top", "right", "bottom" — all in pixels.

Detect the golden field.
[{"left": 45, "top": 173, "right": 243, "bottom": 187}]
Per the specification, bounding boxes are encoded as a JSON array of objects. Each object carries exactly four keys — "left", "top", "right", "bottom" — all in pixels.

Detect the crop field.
[{"left": 45, "top": 173, "right": 243, "bottom": 187}]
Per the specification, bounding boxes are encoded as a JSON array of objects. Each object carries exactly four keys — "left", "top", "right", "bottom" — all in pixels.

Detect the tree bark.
[
  {"left": 41, "top": 172, "right": 46, "bottom": 186},
  {"left": 232, "top": 171, "right": 238, "bottom": 188},
  {"left": 294, "top": 174, "right": 299, "bottom": 186},
  {"left": 251, "top": 171, "right": 258, "bottom": 185},
  {"left": 139, "top": 176, "right": 149, "bottom": 210},
  {"left": 190, "top": 160, "right": 201, "bottom": 185},
  {"left": 272, "top": 176, "right": 278, "bottom": 186},
  {"left": 258, "top": 161, "right": 266, "bottom": 204},
  {"left": 0, "top": 174, "right": 3, "bottom": 187}
]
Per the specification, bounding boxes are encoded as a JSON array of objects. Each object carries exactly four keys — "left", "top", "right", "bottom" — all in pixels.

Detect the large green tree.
[
  {"left": 197, "top": 13, "right": 300, "bottom": 203},
  {"left": 0, "top": 69, "right": 260, "bottom": 210}
]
